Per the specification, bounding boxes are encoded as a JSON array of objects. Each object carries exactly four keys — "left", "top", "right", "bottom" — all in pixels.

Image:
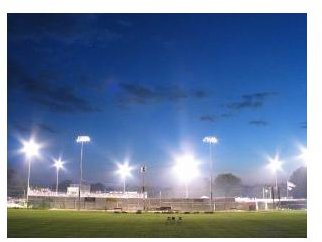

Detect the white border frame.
[{"left": 1, "top": 0, "right": 321, "bottom": 241}]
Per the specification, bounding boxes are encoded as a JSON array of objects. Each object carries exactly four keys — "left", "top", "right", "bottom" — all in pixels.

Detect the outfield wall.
[{"left": 27, "top": 196, "right": 306, "bottom": 212}]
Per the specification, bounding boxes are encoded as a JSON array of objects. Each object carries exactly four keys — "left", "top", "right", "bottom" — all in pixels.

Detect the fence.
[{"left": 25, "top": 196, "right": 305, "bottom": 211}]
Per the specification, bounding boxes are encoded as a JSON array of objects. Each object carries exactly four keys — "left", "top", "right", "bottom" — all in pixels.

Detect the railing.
[{"left": 28, "top": 189, "right": 147, "bottom": 199}]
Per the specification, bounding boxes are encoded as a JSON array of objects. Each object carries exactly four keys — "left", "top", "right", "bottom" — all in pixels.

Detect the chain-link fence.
[{"left": 24, "top": 196, "right": 306, "bottom": 212}]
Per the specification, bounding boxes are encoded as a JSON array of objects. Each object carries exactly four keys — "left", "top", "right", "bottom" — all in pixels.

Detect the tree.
[
  {"left": 58, "top": 179, "right": 73, "bottom": 192},
  {"left": 7, "top": 166, "right": 25, "bottom": 197},
  {"left": 289, "top": 166, "right": 307, "bottom": 198},
  {"left": 90, "top": 183, "right": 106, "bottom": 192},
  {"left": 7, "top": 168, "right": 16, "bottom": 186},
  {"left": 214, "top": 173, "right": 242, "bottom": 197}
]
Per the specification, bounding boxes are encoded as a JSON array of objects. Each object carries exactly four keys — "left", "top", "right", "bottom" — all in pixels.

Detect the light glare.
[
  {"left": 267, "top": 154, "right": 283, "bottom": 173},
  {"left": 297, "top": 145, "right": 307, "bottom": 166},
  {"left": 173, "top": 154, "right": 200, "bottom": 183},
  {"left": 116, "top": 162, "right": 133, "bottom": 179},
  {"left": 21, "top": 139, "right": 41, "bottom": 159},
  {"left": 76, "top": 136, "right": 91, "bottom": 143},
  {"left": 53, "top": 158, "right": 64, "bottom": 170},
  {"left": 203, "top": 136, "right": 218, "bottom": 144}
]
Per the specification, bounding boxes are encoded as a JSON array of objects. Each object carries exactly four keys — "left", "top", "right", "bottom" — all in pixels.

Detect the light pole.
[
  {"left": 53, "top": 158, "right": 64, "bottom": 196},
  {"left": 21, "top": 138, "right": 41, "bottom": 207},
  {"left": 267, "top": 154, "right": 283, "bottom": 191},
  {"left": 140, "top": 165, "right": 147, "bottom": 196},
  {"left": 116, "top": 162, "right": 133, "bottom": 197},
  {"left": 76, "top": 135, "right": 91, "bottom": 209},
  {"left": 203, "top": 136, "right": 218, "bottom": 212},
  {"left": 267, "top": 153, "right": 283, "bottom": 209},
  {"left": 140, "top": 165, "right": 147, "bottom": 210},
  {"left": 172, "top": 154, "right": 199, "bottom": 198}
]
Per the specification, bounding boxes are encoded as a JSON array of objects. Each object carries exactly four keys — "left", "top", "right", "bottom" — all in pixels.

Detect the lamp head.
[
  {"left": 267, "top": 154, "right": 283, "bottom": 173},
  {"left": 53, "top": 158, "right": 64, "bottom": 170},
  {"left": 203, "top": 136, "right": 218, "bottom": 144},
  {"left": 116, "top": 162, "right": 133, "bottom": 179},
  {"left": 21, "top": 139, "right": 41, "bottom": 159},
  {"left": 173, "top": 154, "right": 200, "bottom": 184},
  {"left": 76, "top": 136, "right": 91, "bottom": 143}
]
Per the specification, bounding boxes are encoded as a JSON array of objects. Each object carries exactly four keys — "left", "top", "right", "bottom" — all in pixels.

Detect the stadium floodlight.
[
  {"left": 20, "top": 138, "right": 42, "bottom": 206},
  {"left": 202, "top": 135, "right": 218, "bottom": 211},
  {"left": 140, "top": 164, "right": 147, "bottom": 210},
  {"left": 203, "top": 136, "right": 218, "bottom": 144},
  {"left": 116, "top": 162, "right": 134, "bottom": 194},
  {"left": 267, "top": 154, "right": 283, "bottom": 190},
  {"left": 76, "top": 135, "right": 91, "bottom": 209},
  {"left": 53, "top": 158, "right": 65, "bottom": 196},
  {"left": 140, "top": 164, "right": 147, "bottom": 195},
  {"left": 172, "top": 154, "right": 200, "bottom": 198},
  {"left": 76, "top": 136, "right": 91, "bottom": 143},
  {"left": 21, "top": 139, "right": 41, "bottom": 159}
]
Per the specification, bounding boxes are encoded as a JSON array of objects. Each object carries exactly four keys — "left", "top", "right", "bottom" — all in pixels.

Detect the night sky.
[{"left": 7, "top": 14, "right": 306, "bottom": 190}]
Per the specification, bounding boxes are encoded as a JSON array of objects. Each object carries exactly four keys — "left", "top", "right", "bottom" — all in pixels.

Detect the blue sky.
[{"left": 7, "top": 14, "right": 306, "bottom": 188}]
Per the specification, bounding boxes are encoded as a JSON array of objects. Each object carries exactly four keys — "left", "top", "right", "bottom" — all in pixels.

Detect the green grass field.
[{"left": 7, "top": 209, "right": 307, "bottom": 238}]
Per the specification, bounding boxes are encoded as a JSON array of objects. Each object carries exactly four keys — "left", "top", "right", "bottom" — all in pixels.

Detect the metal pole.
[
  {"left": 278, "top": 186, "right": 281, "bottom": 209},
  {"left": 142, "top": 169, "right": 145, "bottom": 210},
  {"left": 275, "top": 172, "right": 278, "bottom": 191},
  {"left": 123, "top": 177, "right": 126, "bottom": 194},
  {"left": 272, "top": 186, "right": 275, "bottom": 209},
  {"left": 286, "top": 172, "right": 291, "bottom": 198},
  {"left": 26, "top": 158, "right": 31, "bottom": 207},
  {"left": 209, "top": 143, "right": 213, "bottom": 211},
  {"left": 142, "top": 170, "right": 145, "bottom": 194},
  {"left": 286, "top": 180, "right": 288, "bottom": 198},
  {"left": 78, "top": 141, "right": 84, "bottom": 210},
  {"left": 56, "top": 168, "right": 59, "bottom": 196}
]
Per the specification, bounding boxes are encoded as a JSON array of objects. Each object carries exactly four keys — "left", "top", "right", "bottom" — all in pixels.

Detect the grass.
[{"left": 7, "top": 209, "right": 307, "bottom": 238}]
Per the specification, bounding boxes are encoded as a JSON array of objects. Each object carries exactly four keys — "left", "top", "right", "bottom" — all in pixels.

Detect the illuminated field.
[{"left": 7, "top": 209, "right": 306, "bottom": 238}]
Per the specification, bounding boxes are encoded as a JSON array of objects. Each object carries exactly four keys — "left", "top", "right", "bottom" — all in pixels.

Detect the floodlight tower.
[
  {"left": 140, "top": 165, "right": 147, "bottom": 196},
  {"left": 76, "top": 135, "right": 90, "bottom": 209},
  {"left": 116, "top": 162, "right": 133, "bottom": 196},
  {"left": 53, "top": 158, "right": 64, "bottom": 196},
  {"left": 267, "top": 154, "right": 283, "bottom": 191},
  {"left": 173, "top": 154, "right": 199, "bottom": 198},
  {"left": 21, "top": 138, "right": 41, "bottom": 206},
  {"left": 202, "top": 136, "right": 218, "bottom": 211},
  {"left": 140, "top": 164, "right": 147, "bottom": 210}
]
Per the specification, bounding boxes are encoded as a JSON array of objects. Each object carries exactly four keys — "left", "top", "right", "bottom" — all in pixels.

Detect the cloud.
[
  {"left": 116, "top": 19, "right": 133, "bottom": 27},
  {"left": 225, "top": 92, "right": 278, "bottom": 110},
  {"left": 119, "top": 83, "right": 155, "bottom": 101},
  {"left": 220, "top": 113, "right": 233, "bottom": 118},
  {"left": 12, "top": 122, "right": 59, "bottom": 134},
  {"left": 8, "top": 14, "right": 123, "bottom": 48},
  {"left": 200, "top": 115, "right": 216, "bottom": 122},
  {"left": 300, "top": 122, "right": 307, "bottom": 129},
  {"left": 192, "top": 90, "right": 208, "bottom": 99},
  {"left": 8, "top": 61, "right": 101, "bottom": 113},
  {"left": 200, "top": 112, "right": 233, "bottom": 123},
  {"left": 117, "top": 82, "right": 209, "bottom": 106},
  {"left": 249, "top": 120, "right": 269, "bottom": 126}
]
